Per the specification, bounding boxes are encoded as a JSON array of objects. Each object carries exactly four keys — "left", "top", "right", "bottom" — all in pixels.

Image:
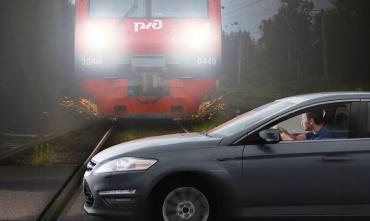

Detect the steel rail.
[
  {"left": 0, "top": 120, "right": 99, "bottom": 161},
  {"left": 36, "top": 126, "right": 114, "bottom": 221}
]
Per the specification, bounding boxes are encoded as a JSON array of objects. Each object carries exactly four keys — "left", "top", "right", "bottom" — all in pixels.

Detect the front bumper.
[{"left": 83, "top": 169, "right": 154, "bottom": 219}]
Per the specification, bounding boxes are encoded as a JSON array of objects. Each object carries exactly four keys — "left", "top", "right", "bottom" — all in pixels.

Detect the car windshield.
[
  {"left": 152, "top": 0, "right": 208, "bottom": 18},
  {"left": 89, "top": 0, "right": 146, "bottom": 18},
  {"left": 208, "top": 101, "right": 295, "bottom": 137}
]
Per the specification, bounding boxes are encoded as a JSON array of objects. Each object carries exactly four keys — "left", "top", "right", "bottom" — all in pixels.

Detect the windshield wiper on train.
[{"left": 123, "top": 0, "right": 140, "bottom": 18}]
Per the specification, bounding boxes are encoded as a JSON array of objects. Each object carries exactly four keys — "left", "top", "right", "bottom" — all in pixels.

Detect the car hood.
[{"left": 92, "top": 132, "right": 221, "bottom": 163}]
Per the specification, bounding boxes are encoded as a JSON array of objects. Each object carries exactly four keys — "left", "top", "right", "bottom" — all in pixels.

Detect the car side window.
[
  {"left": 368, "top": 102, "right": 370, "bottom": 136},
  {"left": 270, "top": 103, "right": 351, "bottom": 141}
]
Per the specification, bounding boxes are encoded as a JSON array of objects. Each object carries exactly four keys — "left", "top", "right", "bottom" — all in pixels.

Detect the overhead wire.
[
  {"left": 222, "top": 7, "right": 278, "bottom": 21},
  {"left": 221, "top": 0, "right": 279, "bottom": 37},
  {"left": 223, "top": 0, "right": 254, "bottom": 8},
  {"left": 222, "top": 8, "right": 280, "bottom": 36},
  {"left": 222, "top": 0, "right": 264, "bottom": 16}
]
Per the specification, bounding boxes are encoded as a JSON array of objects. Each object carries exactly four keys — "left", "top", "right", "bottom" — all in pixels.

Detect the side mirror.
[{"left": 259, "top": 129, "right": 281, "bottom": 144}]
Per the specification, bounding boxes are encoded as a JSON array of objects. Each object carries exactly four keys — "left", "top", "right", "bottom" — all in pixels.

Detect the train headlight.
[
  {"left": 94, "top": 157, "right": 157, "bottom": 174},
  {"left": 183, "top": 23, "right": 212, "bottom": 51},
  {"left": 85, "top": 23, "right": 116, "bottom": 51}
]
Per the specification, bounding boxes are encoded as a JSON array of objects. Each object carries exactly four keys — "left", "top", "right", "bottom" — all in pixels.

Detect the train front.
[{"left": 75, "top": 0, "right": 221, "bottom": 118}]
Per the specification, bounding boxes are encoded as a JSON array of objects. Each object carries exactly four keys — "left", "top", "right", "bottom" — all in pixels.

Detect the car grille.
[
  {"left": 83, "top": 181, "right": 94, "bottom": 207},
  {"left": 86, "top": 161, "right": 96, "bottom": 172}
]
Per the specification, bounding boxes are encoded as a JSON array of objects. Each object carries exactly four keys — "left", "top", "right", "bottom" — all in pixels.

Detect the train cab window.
[
  {"left": 152, "top": 0, "right": 208, "bottom": 18},
  {"left": 90, "top": 0, "right": 146, "bottom": 18},
  {"left": 271, "top": 103, "right": 351, "bottom": 141}
]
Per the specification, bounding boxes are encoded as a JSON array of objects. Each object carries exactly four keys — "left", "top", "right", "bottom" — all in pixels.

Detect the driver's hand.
[{"left": 277, "top": 126, "right": 287, "bottom": 134}]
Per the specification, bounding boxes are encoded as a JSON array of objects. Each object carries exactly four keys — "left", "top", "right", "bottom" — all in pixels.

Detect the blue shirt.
[{"left": 305, "top": 127, "right": 333, "bottom": 140}]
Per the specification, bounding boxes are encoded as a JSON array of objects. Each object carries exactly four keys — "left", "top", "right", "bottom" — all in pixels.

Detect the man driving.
[{"left": 278, "top": 110, "right": 333, "bottom": 141}]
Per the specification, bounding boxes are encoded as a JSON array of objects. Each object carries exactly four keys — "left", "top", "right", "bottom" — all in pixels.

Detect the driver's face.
[{"left": 301, "top": 113, "right": 312, "bottom": 131}]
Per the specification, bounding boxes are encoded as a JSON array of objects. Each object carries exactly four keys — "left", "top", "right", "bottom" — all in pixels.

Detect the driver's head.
[{"left": 301, "top": 110, "right": 325, "bottom": 131}]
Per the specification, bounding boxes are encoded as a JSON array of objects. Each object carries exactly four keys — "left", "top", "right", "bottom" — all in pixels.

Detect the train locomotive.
[{"left": 75, "top": 0, "right": 221, "bottom": 118}]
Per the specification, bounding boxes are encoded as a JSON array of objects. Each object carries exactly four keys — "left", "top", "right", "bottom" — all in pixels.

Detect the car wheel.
[{"left": 155, "top": 186, "right": 212, "bottom": 221}]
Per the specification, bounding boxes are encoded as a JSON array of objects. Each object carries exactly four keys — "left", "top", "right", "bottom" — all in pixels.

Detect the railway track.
[
  {"left": 37, "top": 126, "right": 114, "bottom": 221},
  {"left": 34, "top": 119, "right": 186, "bottom": 221},
  {"left": 0, "top": 115, "right": 97, "bottom": 160},
  {"left": 0, "top": 119, "right": 112, "bottom": 221},
  {"left": 0, "top": 123, "right": 97, "bottom": 162}
]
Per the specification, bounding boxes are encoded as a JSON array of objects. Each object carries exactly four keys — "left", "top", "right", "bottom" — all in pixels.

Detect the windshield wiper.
[{"left": 199, "top": 131, "right": 212, "bottom": 137}]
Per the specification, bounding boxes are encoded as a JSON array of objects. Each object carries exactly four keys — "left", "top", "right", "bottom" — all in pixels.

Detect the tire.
[{"left": 152, "top": 184, "right": 214, "bottom": 221}]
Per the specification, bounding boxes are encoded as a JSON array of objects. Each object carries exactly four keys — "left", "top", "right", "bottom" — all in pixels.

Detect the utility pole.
[
  {"left": 238, "top": 28, "right": 242, "bottom": 85},
  {"left": 231, "top": 22, "right": 242, "bottom": 85},
  {"left": 311, "top": 9, "right": 329, "bottom": 78},
  {"left": 321, "top": 12, "right": 329, "bottom": 78}
]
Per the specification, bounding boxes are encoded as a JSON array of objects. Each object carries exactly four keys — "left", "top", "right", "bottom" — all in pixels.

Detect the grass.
[
  {"left": 120, "top": 128, "right": 139, "bottom": 141},
  {"left": 28, "top": 143, "right": 58, "bottom": 165},
  {"left": 109, "top": 128, "right": 140, "bottom": 146},
  {"left": 188, "top": 114, "right": 233, "bottom": 133},
  {"left": 3, "top": 126, "right": 104, "bottom": 166},
  {"left": 191, "top": 121, "right": 221, "bottom": 132}
]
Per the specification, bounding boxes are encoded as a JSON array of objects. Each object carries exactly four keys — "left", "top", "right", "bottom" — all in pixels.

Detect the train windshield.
[
  {"left": 89, "top": 0, "right": 208, "bottom": 18},
  {"left": 89, "top": 0, "right": 146, "bottom": 18},
  {"left": 152, "top": 0, "right": 208, "bottom": 18}
]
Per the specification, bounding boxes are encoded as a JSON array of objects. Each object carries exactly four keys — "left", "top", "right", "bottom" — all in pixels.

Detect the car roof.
[{"left": 278, "top": 92, "right": 370, "bottom": 105}]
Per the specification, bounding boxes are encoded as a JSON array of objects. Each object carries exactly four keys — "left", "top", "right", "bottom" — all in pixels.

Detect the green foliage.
[
  {"left": 29, "top": 143, "right": 58, "bottom": 166},
  {"left": 6, "top": 126, "right": 104, "bottom": 166},
  {"left": 222, "top": 0, "right": 370, "bottom": 91},
  {"left": 190, "top": 114, "right": 231, "bottom": 133},
  {"left": 110, "top": 128, "right": 139, "bottom": 145},
  {"left": 191, "top": 122, "right": 219, "bottom": 132},
  {"left": 121, "top": 129, "right": 138, "bottom": 141}
]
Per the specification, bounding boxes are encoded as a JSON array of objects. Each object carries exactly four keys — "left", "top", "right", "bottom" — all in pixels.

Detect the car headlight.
[{"left": 93, "top": 157, "right": 157, "bottom": 174}]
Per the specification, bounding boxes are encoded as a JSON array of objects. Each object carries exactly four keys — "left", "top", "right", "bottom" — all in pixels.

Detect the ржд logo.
[{"left": 133, "top": 20, "right": 163, "bottom": 32}]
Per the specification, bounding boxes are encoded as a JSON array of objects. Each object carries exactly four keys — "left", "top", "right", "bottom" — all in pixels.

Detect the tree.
[
  {"left": 323, "top": 0, "right": 370, "bottom": 88},
  {"left": 258, "top": 0, "right": 314, "bottom": 81}
]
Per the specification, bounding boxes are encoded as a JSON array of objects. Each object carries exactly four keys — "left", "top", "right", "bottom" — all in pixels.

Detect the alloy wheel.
[{"left": 162, "top": 187, "right": 210, "bottom": 221}]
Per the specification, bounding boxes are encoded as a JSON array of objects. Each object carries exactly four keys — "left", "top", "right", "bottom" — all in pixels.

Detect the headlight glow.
[
  {"left": 94, "top": 157, "right": 157, "bottom": 174},
  {"left": 85, "top": 23, "right": 117, "bottom": 51},
  {"left": 182, "top": 23, "right": 212, "bottom": 51}
]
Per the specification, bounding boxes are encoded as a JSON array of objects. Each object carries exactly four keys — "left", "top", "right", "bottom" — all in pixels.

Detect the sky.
[{"left": 221, "top": 0, "right": 334, "bottom": 38}]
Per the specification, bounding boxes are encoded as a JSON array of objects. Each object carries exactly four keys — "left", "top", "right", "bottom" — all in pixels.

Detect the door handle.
[{"left": 321, "top": 155, "right": 353, "bottom": 162}]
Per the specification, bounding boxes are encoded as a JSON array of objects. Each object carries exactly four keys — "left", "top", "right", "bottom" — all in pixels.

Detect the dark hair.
[{"left": 306, "top": 110, "right": 324, "bottom": 125}]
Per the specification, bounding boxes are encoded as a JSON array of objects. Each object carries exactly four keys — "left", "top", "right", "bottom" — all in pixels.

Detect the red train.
[{"left": 75, "top": 0, "right": 221, "bottom": 118}]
